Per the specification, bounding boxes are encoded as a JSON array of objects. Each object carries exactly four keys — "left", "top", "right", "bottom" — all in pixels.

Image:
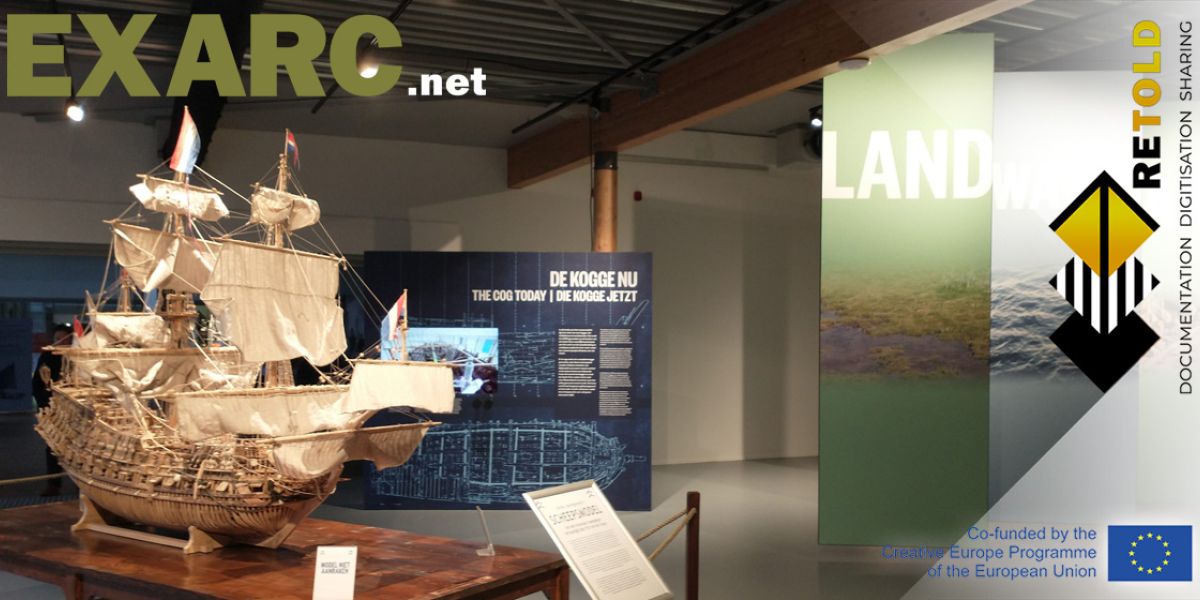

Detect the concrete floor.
[
  {"left": 0, "top": 413, "right": 930, "bottom": 599},
  {"left": 309, "top": 458, "right": 930, "bottom": 600}
]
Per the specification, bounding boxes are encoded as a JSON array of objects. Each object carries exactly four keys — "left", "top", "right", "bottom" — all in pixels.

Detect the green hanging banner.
[{"left": 819, "top": 34, "right": 993, "bottom": 545}]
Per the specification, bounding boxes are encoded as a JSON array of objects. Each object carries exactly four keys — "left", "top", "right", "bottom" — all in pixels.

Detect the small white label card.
[
  {"left": 525, "top": 481, "right": 672, "bottom": 600},
  {"left": 312, "top": 545, "right": 358, "bottom": 600}
]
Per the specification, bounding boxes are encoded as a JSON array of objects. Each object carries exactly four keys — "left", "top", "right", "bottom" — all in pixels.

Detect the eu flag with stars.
[{"left": 1109, "top": 525, "right": 1192, "bottom": 581}]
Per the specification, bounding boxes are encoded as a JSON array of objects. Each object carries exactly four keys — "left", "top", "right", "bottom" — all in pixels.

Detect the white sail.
[
  {"left": 249, "top": 186, "right": 321, "bottom": 232},
  {"left": 346, "top": 360, "right": 455, "bottom": 414},
  {"left": 84, "top": 313, "right": 170, "bottom": 348},
  {"left": 70, "top": 348, "right": 258, "bottom": 394},
  {"left": 111, "top": 222, "right": 220, "bottom": 293},
  {"left": 201, "top": 240, "right": 346, "bottom": 365},
  {"left": 68, "top": 347, "right": 260, "bottom": 417},
  {"left": 346, "top": 423, "right": 431, "bottom": 469},
  {"left": 270, "top": 435, "right": 350, "bottom": 480},
  {"left": 169, "top": 385, "right": 357, "bottom": 442},
  {"left": 270, "top": 423, "right": 431, "bottom": 479},
  {"left": 130, "top": 176, "right": 228, "bottom": 221}
]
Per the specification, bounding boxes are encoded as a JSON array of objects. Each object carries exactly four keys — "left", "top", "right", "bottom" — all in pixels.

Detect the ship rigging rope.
[
  {"left": 194, "top": 166, "right": 253, "bottom": 208},
  {"left": 97, "top": 240, "right": 115, "bottom": 312},
  {"left": 316, "top": 220, "right": 388, "bottom": 314},
  {"left": 279, "top": 238, "right": 360, "bottom": 379},
  {"left": 286, "top": 233, "right": 328, "bottom": 255},
  {"left": 94, "top": 199, "right": 143, "bottom": 308},
  {"left": 307, "top": 220, "right": 394, "bottom": 365},
  {"left": 0, "top": 473, "right": 66, "bottom": 486},
  {"left": 252, "top": 161, "right": 277, "bottom": 192},
  {"left": 138, "top": 430, "right": 181, "bottom": 461},
  {"left": 217, "top": 220, "right": 258, "bottom": 239},
  {"left": 183, "top": 331, "right": 256, "bottom": 392}
]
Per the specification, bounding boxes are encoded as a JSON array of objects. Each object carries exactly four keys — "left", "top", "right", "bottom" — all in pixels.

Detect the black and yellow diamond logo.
[
  {"left": 1051, "top": 173, "right": 1158, "bottom": 278},
  {"left": 1048, "top": 172, "right": 1159, "bottom": 390}
]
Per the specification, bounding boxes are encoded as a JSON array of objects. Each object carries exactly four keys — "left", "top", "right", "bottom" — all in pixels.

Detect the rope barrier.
[
  {"left": 648, "top": 509, "right": 696, "bottom": 561},
  {"left": 637, "top": 507, "right": 687, "bottom": 542},
  {"left": 636, "top": 506, "right": 697, "bottom": 562}
]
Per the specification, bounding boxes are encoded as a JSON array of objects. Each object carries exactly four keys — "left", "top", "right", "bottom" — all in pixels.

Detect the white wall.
[
  {"left": 0, "top": 113, "right": 821, "bottom": 465},
  {"left": 411, "top": 138, "right": 822, "bottom": 465},
  {"left": 0, "top": 115, "right": 507, "bottom": 253},
  {"left": 0, "top": 113, "right": 158, "bottom": 246},
  {"left": 407, "top": 166, "right": 637, "bottom": 253},
  {"left": 634, "top": 186, "right": 820, "bottom": 464},
  {"left": 205, "top": 128, "right": 523, "bottom": 254}
]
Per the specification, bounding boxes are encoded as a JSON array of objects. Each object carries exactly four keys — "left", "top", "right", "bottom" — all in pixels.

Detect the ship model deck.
[{"left": 36, "top": 120, "right": 454, "bottom": 552}]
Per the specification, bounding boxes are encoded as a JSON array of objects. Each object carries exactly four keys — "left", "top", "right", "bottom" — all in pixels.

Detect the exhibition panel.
[
  {"left": 819, "top": 34, "right": 993, "bottom": 546},
  {"left": 363, "top": 252, "right": 653, "bottom": 511}
]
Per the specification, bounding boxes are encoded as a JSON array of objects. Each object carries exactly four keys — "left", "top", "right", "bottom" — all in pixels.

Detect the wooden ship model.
[{"left": 35, "top": 117, "right": 453, "bottom": 553}]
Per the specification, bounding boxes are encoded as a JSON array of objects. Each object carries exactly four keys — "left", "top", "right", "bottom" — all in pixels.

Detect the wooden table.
[{"left": 0, "top": 501, "right": 569, "bottom": 600}]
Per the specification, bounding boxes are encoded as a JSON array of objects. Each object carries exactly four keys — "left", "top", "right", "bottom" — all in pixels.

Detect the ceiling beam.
[
  {"left": 542, "top": 0, "right": 633, "bottom": 68},
  {"left": 506, "top": 0, "right": 1030, "bottom": 188}
]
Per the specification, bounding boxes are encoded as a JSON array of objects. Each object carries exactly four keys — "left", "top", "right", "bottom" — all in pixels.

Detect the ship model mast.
[
  {"left": 162, "top": 169, "right": 200, "bottom": 351},
  {"left": 264, "top": 143, "right": 295, "bottom": 388},
  {"left": 34, "top": 120, "right": 455, "bottom": 553}
]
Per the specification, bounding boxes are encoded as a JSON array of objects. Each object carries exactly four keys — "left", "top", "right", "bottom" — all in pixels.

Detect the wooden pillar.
[{"left": 592, "top": 151, "right": 618, "bottom": 252}]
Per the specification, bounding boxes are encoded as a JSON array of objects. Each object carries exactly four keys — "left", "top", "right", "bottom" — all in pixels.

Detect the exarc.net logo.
[{"left": 1048, "top": 172, "right": 1160, "bottom": 390}]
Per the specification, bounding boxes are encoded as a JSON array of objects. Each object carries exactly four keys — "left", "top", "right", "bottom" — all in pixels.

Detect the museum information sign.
[
  {"left": 363, "top": 252, "right": 652, "bottom": 510},
  {"left": 526, "top": 481, "right": 671, "bottom": 600},
  {"left": 312, "top": 546, "right": 357, "bottom": 600}
]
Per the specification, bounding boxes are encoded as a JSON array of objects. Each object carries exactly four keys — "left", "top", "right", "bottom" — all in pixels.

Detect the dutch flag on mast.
[{"left": 169, "top": 106, "right": 201, "bottom": 175}]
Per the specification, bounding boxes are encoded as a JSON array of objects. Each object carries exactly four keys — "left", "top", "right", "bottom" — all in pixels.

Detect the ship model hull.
[
  {"left": 37, "top": 379, "right": 438, "bottom": 547},
  {"left": 38, "top": 386, "right": 341, "bottom": 544}
]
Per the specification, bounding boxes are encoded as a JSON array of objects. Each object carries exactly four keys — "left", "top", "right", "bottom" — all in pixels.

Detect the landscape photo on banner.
[{"left": 820, "top": 34, "right": 993, "bottom": 545}]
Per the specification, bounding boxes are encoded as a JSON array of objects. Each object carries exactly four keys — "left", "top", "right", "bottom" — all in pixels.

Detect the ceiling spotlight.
[
  {"left": 357, "top": 43, "right": 380, "bottom": 78},
  {"left": 839, "top": 57, "right": 871, "bottom": 71},
  {"left": 809, "top": 105, "right": 823, "bottom": 128},
  {"left": 65, "top": 98, "right": 85, "bottom": 122}
]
